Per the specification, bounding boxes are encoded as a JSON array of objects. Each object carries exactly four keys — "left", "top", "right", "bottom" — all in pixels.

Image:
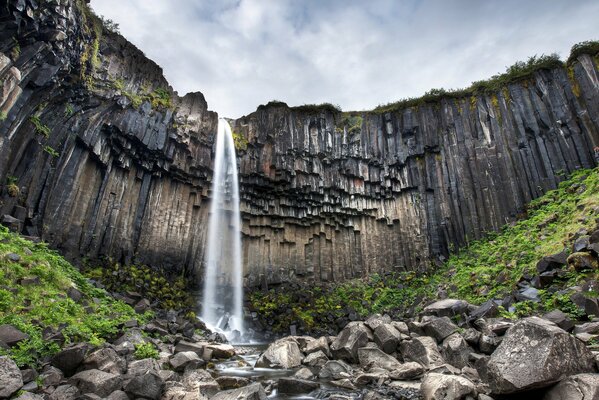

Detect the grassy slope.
[
  {"left": 250, "top": 168, "right": 599, "bottom": 332},
  {"left": 0, "top": 227, "right": 148, "bottom": 367}
]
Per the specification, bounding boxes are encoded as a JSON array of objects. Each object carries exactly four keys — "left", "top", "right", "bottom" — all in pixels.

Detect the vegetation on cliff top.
[
  {"left": 0, "top": 227, "right": 149, "bottom": 367},
  {"left": 250, "top": 167, "right": 599, "bottom": 334}
]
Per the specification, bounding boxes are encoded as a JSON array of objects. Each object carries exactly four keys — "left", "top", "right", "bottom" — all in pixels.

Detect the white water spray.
[{"left": 201, "top": 119, "right": 244, "bottom": 339}]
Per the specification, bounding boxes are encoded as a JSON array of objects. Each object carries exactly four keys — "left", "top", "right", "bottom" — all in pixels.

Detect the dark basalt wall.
[{"left": 1, "top": 0, "right": 597, "bottom": 286}]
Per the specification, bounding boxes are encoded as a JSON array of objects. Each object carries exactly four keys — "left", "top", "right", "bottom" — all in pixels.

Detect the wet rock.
[
  {"left": 303, "top": 350, "right": 328, "bottom": 367},
  {"left": 421, "top": 373, "right": 477, "bottom": 400},
  {"left": 278, "top": 377, "right": 320, "bottom": 395},
  {"left": 293, "top": 367, "right": 315, "bottom": 380},
  {"left": 400, "top": 337, "right": 445, "bottom": 369},
  {"left": 51, "top": 343, "right": 88, "bottom": 377},
  {"left": 217, "top": 375, "right": 251, "bottom": 390},
  {"left": 423, "top": 299, "right": 470, "bottom": 317},
  {"left": 123, "top": 371, "right": 164, "bottom": 400},
  {"left": 331, "top": 378, "right": 356, "bottom": 390},
  {"left": 204, "top": 343, "right": 236, "bottom": 359},
  {"left": 82, "top": 347, "right": 126, "bottom": 375},
  {"left": 69, "top": 369, "right": 123, "bottom": 397},
  {"left": 169, "top": 351, "right": 203, "bottom": 372},
  {"left": 318, "top": 360, "right": 352, "bottom": 379},
  {"left": 211, "top": 382, "right": 267, "bottom": 400},
  {"left": 0, "top": 356, "right": 23, "bottom": 398},
  {"left": 543, "top": 373, "right": 599, "bottom": 400},
  {"left": 0, "top": 325, "right": 29, "bottom": 347},
  {"left": 441, "top": 333, "right": 471, "bottom": 369},
  {"left": 374, "top": 323, "right": 401, "bottom": 354},
  {"left": 388, "top": 362, "right": 425, "bottom": 380},
  {"left": 255, "top": 338, "right": 303, "bottom": 369},
  {"left": 358, "top": 347, "right": 402, "bottom": 371},
  {"left": 355, "top": 370, "right": 389, "bottom": 386},
  {"left": 422, "top": 317, "right": 458, "bottom": 342},
  {"left": 330, "top": 322, "right": 370, "bottom": 362},
  {"left": 486, "top": 317, "right": 595, "bottom": 394}
]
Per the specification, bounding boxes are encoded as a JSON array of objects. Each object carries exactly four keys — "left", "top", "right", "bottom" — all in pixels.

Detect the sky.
[{"left": 92, "top": 0, "right": 599, "bottom": 118}]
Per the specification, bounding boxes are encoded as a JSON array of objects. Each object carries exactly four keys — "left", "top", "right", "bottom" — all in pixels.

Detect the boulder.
[
  {"left": 357, "top": 347, "right": 402, "bottom": 371},
  {"left": 304, "top": 336, "right": 329, "bottom": 356},
  {"left": 441, "top": 333, "right": 471, "bottom": 369},
  {"left": 48, "top": 384, "right": 79, "bottom": 400},
  {"left": 422, "top": 317, "right": 458, "bottom": 342},
  {"left": 366, "top": 314, "right": 392, "bottom": 330},
  {"left": 169, "top": 351, "right": 203, "bottom": 372},
  {"left": 174, "top": 340, "right": 204, "bottom": 356},
  {"left": 573, "top": 321, "right": 599, "bottom": 335},
  {"left": 277, "top": 377, "right": 319, "bottom": 395},
  {"left": 421, "top": 373, "right": 477, "bottom": 400},
  {"left": 400, "top": 337, "right": 445, "bottom": 369},
  {"left": 543, "top": 373, "right": 599, "bottom": 400},
  {"left": 211, "top": 383, "right": 267, "bottom": 400},
  {"left": 0, "top": 356, "right": 23, "bottom": 398},
  {"left": 255, "top": 338, "right": 303, "bottom": 369},
  {"left": 216, "top": 375, "right": 250, "bottom": 390},
  {"left": 181, "top": 369, "right": 219, "bottom": 397},
  {"left": 355, "top": 370, "right": 389, "bottom": 386},
  {"left": 468, "top": 300, "right": 499, "bottom": 320},
  {"left": 330, "top": 323, "right": 370, "bottom": 362},
  {"left": 567, "top": 252, "right": 599, "bottom": 271},
  {"left": 127, "top": 358, "right": 160, "bottom": 375},
  {"left": 39, "top": 366, "right": 64, "bottom": 387},
  {"left": 374, "top": 323, "right": 401, "bottom": 354},
  {"left": 82, "top": 348, "right": 126, "bottom": 375},
  {"left": 123, "top": 371, "right": 164, "bottom": 400},
  {"left": 423, "top": 299, "right": 470, "bottom": 317},
  {"left": 318, "top": 360, "right": 352, "bottom": 379},
  {"left": 203, "top": 343, "right": 236, "bottom": 359},
  {"left": 303, "top": 350, "right": 328, "bottom": 367},
  {"left": 293, "top": 367, "right": 314, "bottom": 380},
  {"left": 536, "top": 251, "right": 568, "bottom": 274},
  {"left": 486, "top": 317, "right": 595, "bottom": 394},
  {"left": 51, "top": 343, "right": 88, "bottom": 376},
  {"left": 388, "top": 362, "right": 425, "bottom": 380},
  {"left": 106, "top": 391, "right": 129, "bottom": 400},
  {"left": 69, "top": 369, "right": 123, "bottom": 397},
  {"left": 543, "top": 310, "right": 574, "bottom": 331},
  {"left": 0, "top": 325, "right": 29, "bottom": 347}
]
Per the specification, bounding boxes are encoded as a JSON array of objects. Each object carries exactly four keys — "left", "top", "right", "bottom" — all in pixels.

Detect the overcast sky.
[{"left": 92, "top": 0, "right": 599, "bottom": 118}]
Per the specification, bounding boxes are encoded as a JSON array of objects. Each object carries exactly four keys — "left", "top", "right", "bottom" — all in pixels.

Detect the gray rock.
[
  {"left": 127, "top": 358, "right": 160, "bottom": 375},
  {"left": 302, "top": 350, "right": 328, "bottom": 367},
  {"left": 69, "top": 369, "right": 123, "bottom": 397},
  {"left": 277, "top": 377, "right": 319, "bottom": 395},
  {"left": 573, "top": 321, "right": 599, "bottom": 335},
  {"left": 51, "top": 343, "right": 88, "bottom": 376},
  {"left": 478, "top": 334, "right": 499, "bottom": 355},
  {"left": 374, "top": 323, "right": 401, "bottom": 354},
  {"left": 40, "top": 366, "right": 64, "bottom": 387},
  {"left": 174, "top": 340, "right": 204, "bottom": 356},
  {"left": 423, "top": 299, "right": 470, "bottom": 317},
  {"left": 0, "top": 356, "right": 23, "bottom": 398},
  {"left": 400, "top": 336, "right": 445, "bottom": 369},
  {"left": 211, "top": 382, "right": 267, "bottom": 400},
  {"left": 388, "top": 362, "right": 425, "bottom": 380},
  {"left": 0, "top": 325, "right": 29, "bottom": 347},
  {"left": 366, "top": 314, "right": 392, "bottom": 330},
  {"left": 106, "top": 390, "right": 129, "bottom": 400},
  {"left": 82, "top": 347, "right": 126, "bottom": 375},
  {"left": 422, "top": 316, "right": 458, "bottom": 342},
  {"left": 169, "top": 351, "right": 203, "bottom": 372},
  {"left": 20, "top": 368, "right": 37, "bottom": 384},
  {"left": 543, "top": 373, "right": 599, "bottom": 400},
  {"left": 217, "top": 375, "right": 251, "bottom": 390},
  {"left": 421, "top": 373, "right": 477, "bottom": 400},
  {"left": 203, "top": 343, "right": 236, "bottom": 358},
  {"left": 441, "top": 333, "right": 471, "bottom": 369},
  {"left": 543, "top": 310, "right": 575, "bottom": 331},
  {"left": 358, "top": 347, "right": 402, "bottom": 371},
  {"left": 486, "top": 317, "right": 595, "bottom": 394},
  {"left": 181, "top": 369, "right": 219, "bottom": 397},
  {"left": 293, "top": 367, "right": 315, "bottom": 380},
  {"left": 123, "top": 371, "right": 164, "bottom": 399},
  {"left": 255, "top": 338, "right": 303, "bottom": 369},
  {"left": 330, "top": 323, "right": 370, "bottom": 362},
  {"left": 14, "top": 393, "right": 44, "bottom": 400},
  {"left": 304, "top": 336, "right": 329, "bottom": 356},
  {"left": 318, "top": 360, "right": 352, "bottom": 379}
]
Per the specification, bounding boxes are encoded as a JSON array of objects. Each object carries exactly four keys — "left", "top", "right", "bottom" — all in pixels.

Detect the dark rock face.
[{"left": 1, "top": 0, "right": 598, "bottom": 285}]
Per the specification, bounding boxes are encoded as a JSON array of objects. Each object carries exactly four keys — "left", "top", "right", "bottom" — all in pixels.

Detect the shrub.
[
  {"left": 134, "top": 342, "right": 159, "bottom": 360},
  {"left": 568, "top": 40, "right": 599, "bottom": 64}
]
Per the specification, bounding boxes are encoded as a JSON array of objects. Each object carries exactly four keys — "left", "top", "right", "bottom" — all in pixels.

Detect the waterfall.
[{"left": 201, "top": 118, "right": 244, "bottom": 340}]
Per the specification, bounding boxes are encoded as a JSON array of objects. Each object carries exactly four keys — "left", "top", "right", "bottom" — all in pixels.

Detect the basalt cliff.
[{"left": 1, "top": 0, "right": 598, "bottom": 287}]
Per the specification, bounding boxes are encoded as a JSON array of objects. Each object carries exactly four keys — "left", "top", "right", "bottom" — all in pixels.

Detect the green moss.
[
  {"left": 43, "top": 146, "right": 59, "bottom": 158},
  {"left": 0, "top": 227, "right": 146, "bottom": 367},
  {"left": 10, "top": 37, "right": 20, "bottom": 60},
  {"left": 29, "top": 115, "right": 50, "bottom": 138},
  {"left": 134, "top": 342, "right": 159, "bottom": 360},
  {"left": 335, "top": 113, "right": 363, "bottom": 135},
  {"left": 64, "top": 104, "right": 75, "bottom": 118},
  {"left": 5, "top": 176, "right": 19, "bottom": 198},
  {"left": 0, "top": 111, "right": 7, "bottom": 122},
  {"left": 232, "top": 130, "right": 248, "bottom": 151}
]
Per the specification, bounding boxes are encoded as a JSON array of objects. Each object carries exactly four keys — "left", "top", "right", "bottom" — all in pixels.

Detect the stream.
[{"left": 213, "top": 344, "right": 360, "bottom": 399}]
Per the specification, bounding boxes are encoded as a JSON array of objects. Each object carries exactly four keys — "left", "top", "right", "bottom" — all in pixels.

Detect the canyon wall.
[{"left": 1, "top": 0, "right": 598, "bottom": 287}]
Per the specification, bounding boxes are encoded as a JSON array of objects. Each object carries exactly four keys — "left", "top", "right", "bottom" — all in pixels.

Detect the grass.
[
  {"left": 249, "top": 168, "right": 599, "bottom": 333},
  {"left": 29, "top": 116, "right": 50, "bottom": 138},
  {"left": 134, "top": 342, "right": 159, "bottom": 359},
  {"left": 0, "top": 227, "right": 150, "bottom": 368}
]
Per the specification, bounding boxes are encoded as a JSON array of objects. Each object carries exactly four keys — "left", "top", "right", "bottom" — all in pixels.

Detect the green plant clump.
[
  {"left": 134, "top": 342, "right": 159, "bottom": 359},
  {"left": 29, "top": 115, "right": 51, "bottom": 138},
  {"left": 0, "top": 111, "right": 7, "bottom": 121},
  {"left": 43, "top": 146, "right": 59, "bottom": 158},
  {"left": 568, "top": 40, "right": 599, "bottom": 64},
  {"left": 232, "top": 130, "right": 249, "bottom": 151},
  {"left": 0, "top": 227, "right": 148, "bottom": 367}
]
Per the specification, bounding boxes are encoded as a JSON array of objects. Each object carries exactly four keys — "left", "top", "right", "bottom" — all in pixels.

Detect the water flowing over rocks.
[{"left": 0, "top": 0, "right": 598, "bottom": 288}]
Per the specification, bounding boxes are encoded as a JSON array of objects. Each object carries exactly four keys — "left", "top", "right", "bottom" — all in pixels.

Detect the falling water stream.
[{"left": 201, "top": 118, "right": 244, "bottom": 340}]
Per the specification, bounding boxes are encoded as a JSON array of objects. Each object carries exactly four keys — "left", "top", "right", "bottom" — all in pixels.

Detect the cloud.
[{"left": 91, "top": 0, "right": 599, "bottom": 118}]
